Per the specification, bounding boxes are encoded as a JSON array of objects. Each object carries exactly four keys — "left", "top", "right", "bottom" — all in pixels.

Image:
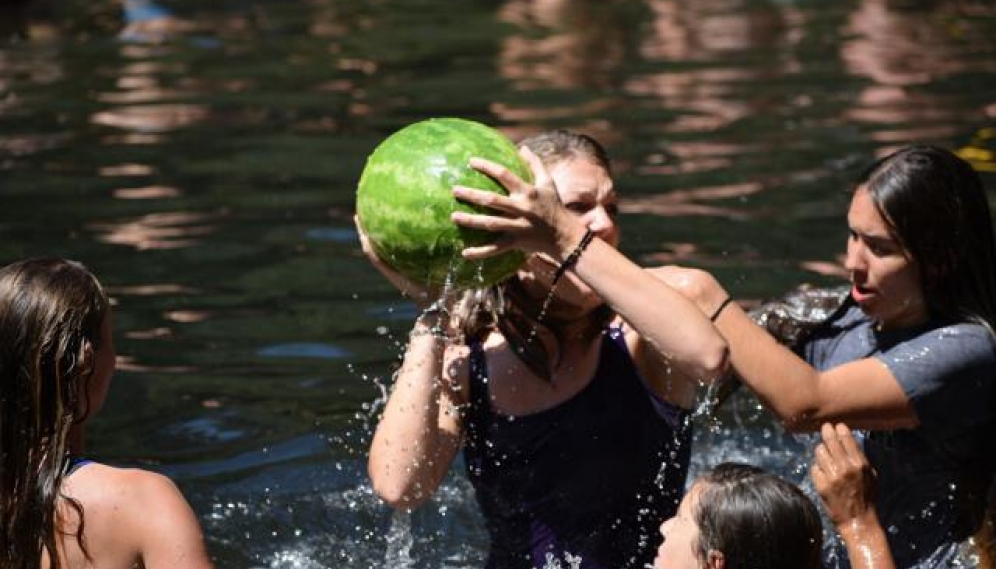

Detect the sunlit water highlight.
[{"left": 2, "top": 0, "right": 995, "bottom": 566}]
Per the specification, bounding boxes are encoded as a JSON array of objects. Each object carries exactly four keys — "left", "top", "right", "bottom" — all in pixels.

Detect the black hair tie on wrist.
[{"left": 710, "top": 296, "right": 734, "bottom": 322}]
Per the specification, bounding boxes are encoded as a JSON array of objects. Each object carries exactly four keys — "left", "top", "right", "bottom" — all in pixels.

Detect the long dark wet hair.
[
  {"left": 859, "top": 145, "right": 996, "bottom": 335},
  {"left": 693, "top": 463, "right": 823, "bottom": 569},
  {"left": 0, "top": 258, "right": 109, "bottom": 569},
  {"left": 460, "top": 130, "right": 614, "bottom": 381}
]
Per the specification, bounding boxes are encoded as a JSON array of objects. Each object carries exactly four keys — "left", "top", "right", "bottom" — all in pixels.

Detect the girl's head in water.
[
  {"left": 655, "top": 463, "right": 823, "bottom": 569},
  {"left": 848, "top": 145, "right": 996, "bottom": 332}
]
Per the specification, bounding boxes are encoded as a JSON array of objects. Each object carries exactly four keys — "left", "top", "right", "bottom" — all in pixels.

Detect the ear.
[
  {"left": 705, "top": 550, "right": 725, "bottom": 569},
  {"left": 77, "top": 339, "right": 95, "bottom": 377}
]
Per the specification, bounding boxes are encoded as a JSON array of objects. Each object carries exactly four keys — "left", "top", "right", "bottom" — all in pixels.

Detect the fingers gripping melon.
[{"left": 356, "top": 118, "right": 530, "bottom": 288}]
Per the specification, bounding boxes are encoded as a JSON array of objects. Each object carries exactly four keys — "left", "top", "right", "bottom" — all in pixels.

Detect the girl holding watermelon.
[
  {"left": 362, "top": 130, "right": 729, "bottom": 569},
  {"left": 453, "top": 143, "right": 996, "bottom": 569}
]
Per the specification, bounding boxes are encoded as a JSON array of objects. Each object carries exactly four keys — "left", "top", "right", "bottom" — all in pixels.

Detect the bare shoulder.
[
  {"left": 67, "top": 465, "right": 194, "bottom": 526},
  {"left": 645, "top": 264, "right": 715, "bottom": 297},
  {"left": 68, "top": 464, "right": 214, "bottom": 569},
  {"left": 63, "top": 463, "right": 165, "bottom": 506}
]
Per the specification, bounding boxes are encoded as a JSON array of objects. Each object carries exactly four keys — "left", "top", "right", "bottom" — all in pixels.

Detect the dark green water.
[{"left": 2, "top": 0, "right": 995, "bottom": 567}]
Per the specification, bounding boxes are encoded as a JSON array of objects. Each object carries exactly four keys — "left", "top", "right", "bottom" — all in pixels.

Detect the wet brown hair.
[
  {"left": 0, "top": 258, "right": 108, "bottom": 569},
  {"left": 694, "top": 463, "right": 824, "bottom": 569},
  {"left": 859, "top": 145, "right": 996, "bottom": 335}
]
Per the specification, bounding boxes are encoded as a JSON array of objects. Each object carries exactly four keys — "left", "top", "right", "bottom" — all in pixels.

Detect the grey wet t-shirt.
[{"left": 800, "top": 302, "right": 996, "bottom": 569}]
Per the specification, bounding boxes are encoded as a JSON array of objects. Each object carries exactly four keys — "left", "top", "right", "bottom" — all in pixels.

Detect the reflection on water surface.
[{"left": 2, "top": 0, "right": 995, "bottom": 567}]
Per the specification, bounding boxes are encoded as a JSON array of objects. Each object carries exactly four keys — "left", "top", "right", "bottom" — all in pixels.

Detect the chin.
[{"left": 855, "top": 301, "right": 883, "bottom": 322}]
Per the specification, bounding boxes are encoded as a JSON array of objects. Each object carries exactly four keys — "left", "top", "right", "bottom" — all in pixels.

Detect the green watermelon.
[{"left": 356, "top": 118, "right": 530, "bottom": 289}]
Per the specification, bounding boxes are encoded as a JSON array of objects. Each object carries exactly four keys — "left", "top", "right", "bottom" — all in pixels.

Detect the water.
[{"left": 2, "top": 0, "right": 995, "bottom": 567}]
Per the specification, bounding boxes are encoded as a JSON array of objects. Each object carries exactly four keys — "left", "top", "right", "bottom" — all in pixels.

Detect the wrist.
[
  {"left": 552, "top": 215, "right": 589, "bottom": 261},
  {"left": 411, "top": 300, "right": 457, "bottom": 346},
  {"left": 698, "top": 279, "right": 730, "bottom": 319},
  {"left": 408, "top": 321, "right": 451, "bottom": 351},
  {"left": 551, "top": 228, "right": 596, "bottom": 286},
  {"left": 836, "top": 510, "right": 884, "bottom": 542},
  {"left": 709, "top": 296, "right": 734, "bottom": 322},
  {"left": 416, "top": 305, "right": 448, "bottom": 326}
]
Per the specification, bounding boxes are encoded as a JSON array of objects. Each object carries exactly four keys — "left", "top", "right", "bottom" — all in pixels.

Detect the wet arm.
[
  {"left": 665, "top": 269, "right": 915, "bottom": 431},
  {"left": 563, "top": 236, "right": 729, "bottom": 383},
  {"left": 367, "top": 316, "right": 464, "bottom": 510},
  {"left": 450, "top": 152, "right": 727, "bottom": 383},
  {"left": 837, "top": 512, "right": 896, "bottom": 569},
  {"left": 812, "top": 423, "right": 897, "bottom": 569}
]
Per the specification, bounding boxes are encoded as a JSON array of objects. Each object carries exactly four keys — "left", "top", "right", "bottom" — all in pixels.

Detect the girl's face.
[
  {"left": 85, "top": 308, "right": 116, "bottom": 419},
  {"left": 655, "top": 482, "right": 706, "bottom": 569},
  {"left": 844, "top": 186, "right": 928, "bottom": 330},
  {"left": 524, "top": 156, "right": 618, "bottom": 310},
  {"left": 551, "top": 156, "right": 619, "bottom": 249}
]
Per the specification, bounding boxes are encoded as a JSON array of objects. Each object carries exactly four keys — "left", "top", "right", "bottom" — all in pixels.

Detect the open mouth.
[{"left": 851, "top": 283, "right": 875, "bottom": 303}]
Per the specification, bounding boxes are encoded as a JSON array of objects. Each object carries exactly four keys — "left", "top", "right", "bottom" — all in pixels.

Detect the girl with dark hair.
[
  {"left": 655, "top": 424, "right": 897, "bottom": 569},
  {"left": 452, "top": 143, "right": 996, "bottom": 568},
  {"left": 654, "top": 462, "right": 824, "bottom": 569},
  {"left": 0, "top": 258, "right": 214, "bottom": 569},
  {"left": 360, "top": 130, "right": 728, "bottom": 569}
]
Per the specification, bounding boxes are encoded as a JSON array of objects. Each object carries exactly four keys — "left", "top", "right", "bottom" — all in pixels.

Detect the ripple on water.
[{"left": 257, "top": 343, "right": 351, "bottom": 359}]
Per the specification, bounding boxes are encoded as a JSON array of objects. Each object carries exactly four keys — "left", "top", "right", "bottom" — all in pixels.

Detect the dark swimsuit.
[
  {"left": 463, "top": 326, "right": 692, "bottom": 569},
  {"left": 64, "top": 455, "right": 94, "bottom": 476}
]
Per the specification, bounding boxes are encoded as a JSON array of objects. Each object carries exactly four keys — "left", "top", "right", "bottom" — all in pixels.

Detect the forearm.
[
  {"left": 714, "top": 303, "right": 828, "bottom": 429},
  {"left": 669, "top": 270, "right": 828, "bottom": 428},
  {"left": 837, "top": 512, "right": 896, "bottom": 569},
  {"left": 563, "top": 235, "right": 729, "bottom": 381},
  {"left": 368, "top": 325, "right": 456, "bottom": 509}
]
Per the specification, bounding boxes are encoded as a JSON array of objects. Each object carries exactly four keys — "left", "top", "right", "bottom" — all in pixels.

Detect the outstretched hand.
[
  {"left": 811, "top": 422, "right": 878, "bottom": 526},
  {"left": 451, "top": 147, "right": 585, "bottom": 261}
]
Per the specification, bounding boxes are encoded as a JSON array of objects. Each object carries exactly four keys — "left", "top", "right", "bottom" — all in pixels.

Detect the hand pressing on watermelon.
[{"left": 452, "top": 147, "right": 588, "bottom": 264}]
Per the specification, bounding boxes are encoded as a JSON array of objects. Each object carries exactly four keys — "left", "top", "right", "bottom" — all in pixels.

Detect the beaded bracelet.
[{"left": 551, "top": 229, "right": 596, "bottom": 286}]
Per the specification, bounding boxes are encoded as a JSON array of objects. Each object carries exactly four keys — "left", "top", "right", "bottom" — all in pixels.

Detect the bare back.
[{"left": 49, "top": 463, "right": 213, "bottom": 569}]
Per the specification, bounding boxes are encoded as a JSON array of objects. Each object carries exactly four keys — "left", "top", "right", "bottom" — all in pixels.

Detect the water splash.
[
  {"left": 383, "top": 511, "right": 416, "bottom": 569},
  {"left": 538, "top": 551, "right": 583, "bottom": 569}
]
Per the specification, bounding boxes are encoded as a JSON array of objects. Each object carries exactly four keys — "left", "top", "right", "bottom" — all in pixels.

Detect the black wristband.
[
  {"left": 710, "top": 296, "right": 734, "bottom": 322},
  {"left": 552, "top": 229, "right": 595, "bottom": 286}
]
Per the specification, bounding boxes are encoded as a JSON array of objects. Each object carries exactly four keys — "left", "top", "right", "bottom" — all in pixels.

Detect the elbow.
[
  {"left": 696, "top": 339, "right": 730, "bottom": 384},
  {"left": 368, "top": 462, "right": 431, "bottom": 511},
  {"left": 371, "top": 481, "right": 426, "bottom": 511}
]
